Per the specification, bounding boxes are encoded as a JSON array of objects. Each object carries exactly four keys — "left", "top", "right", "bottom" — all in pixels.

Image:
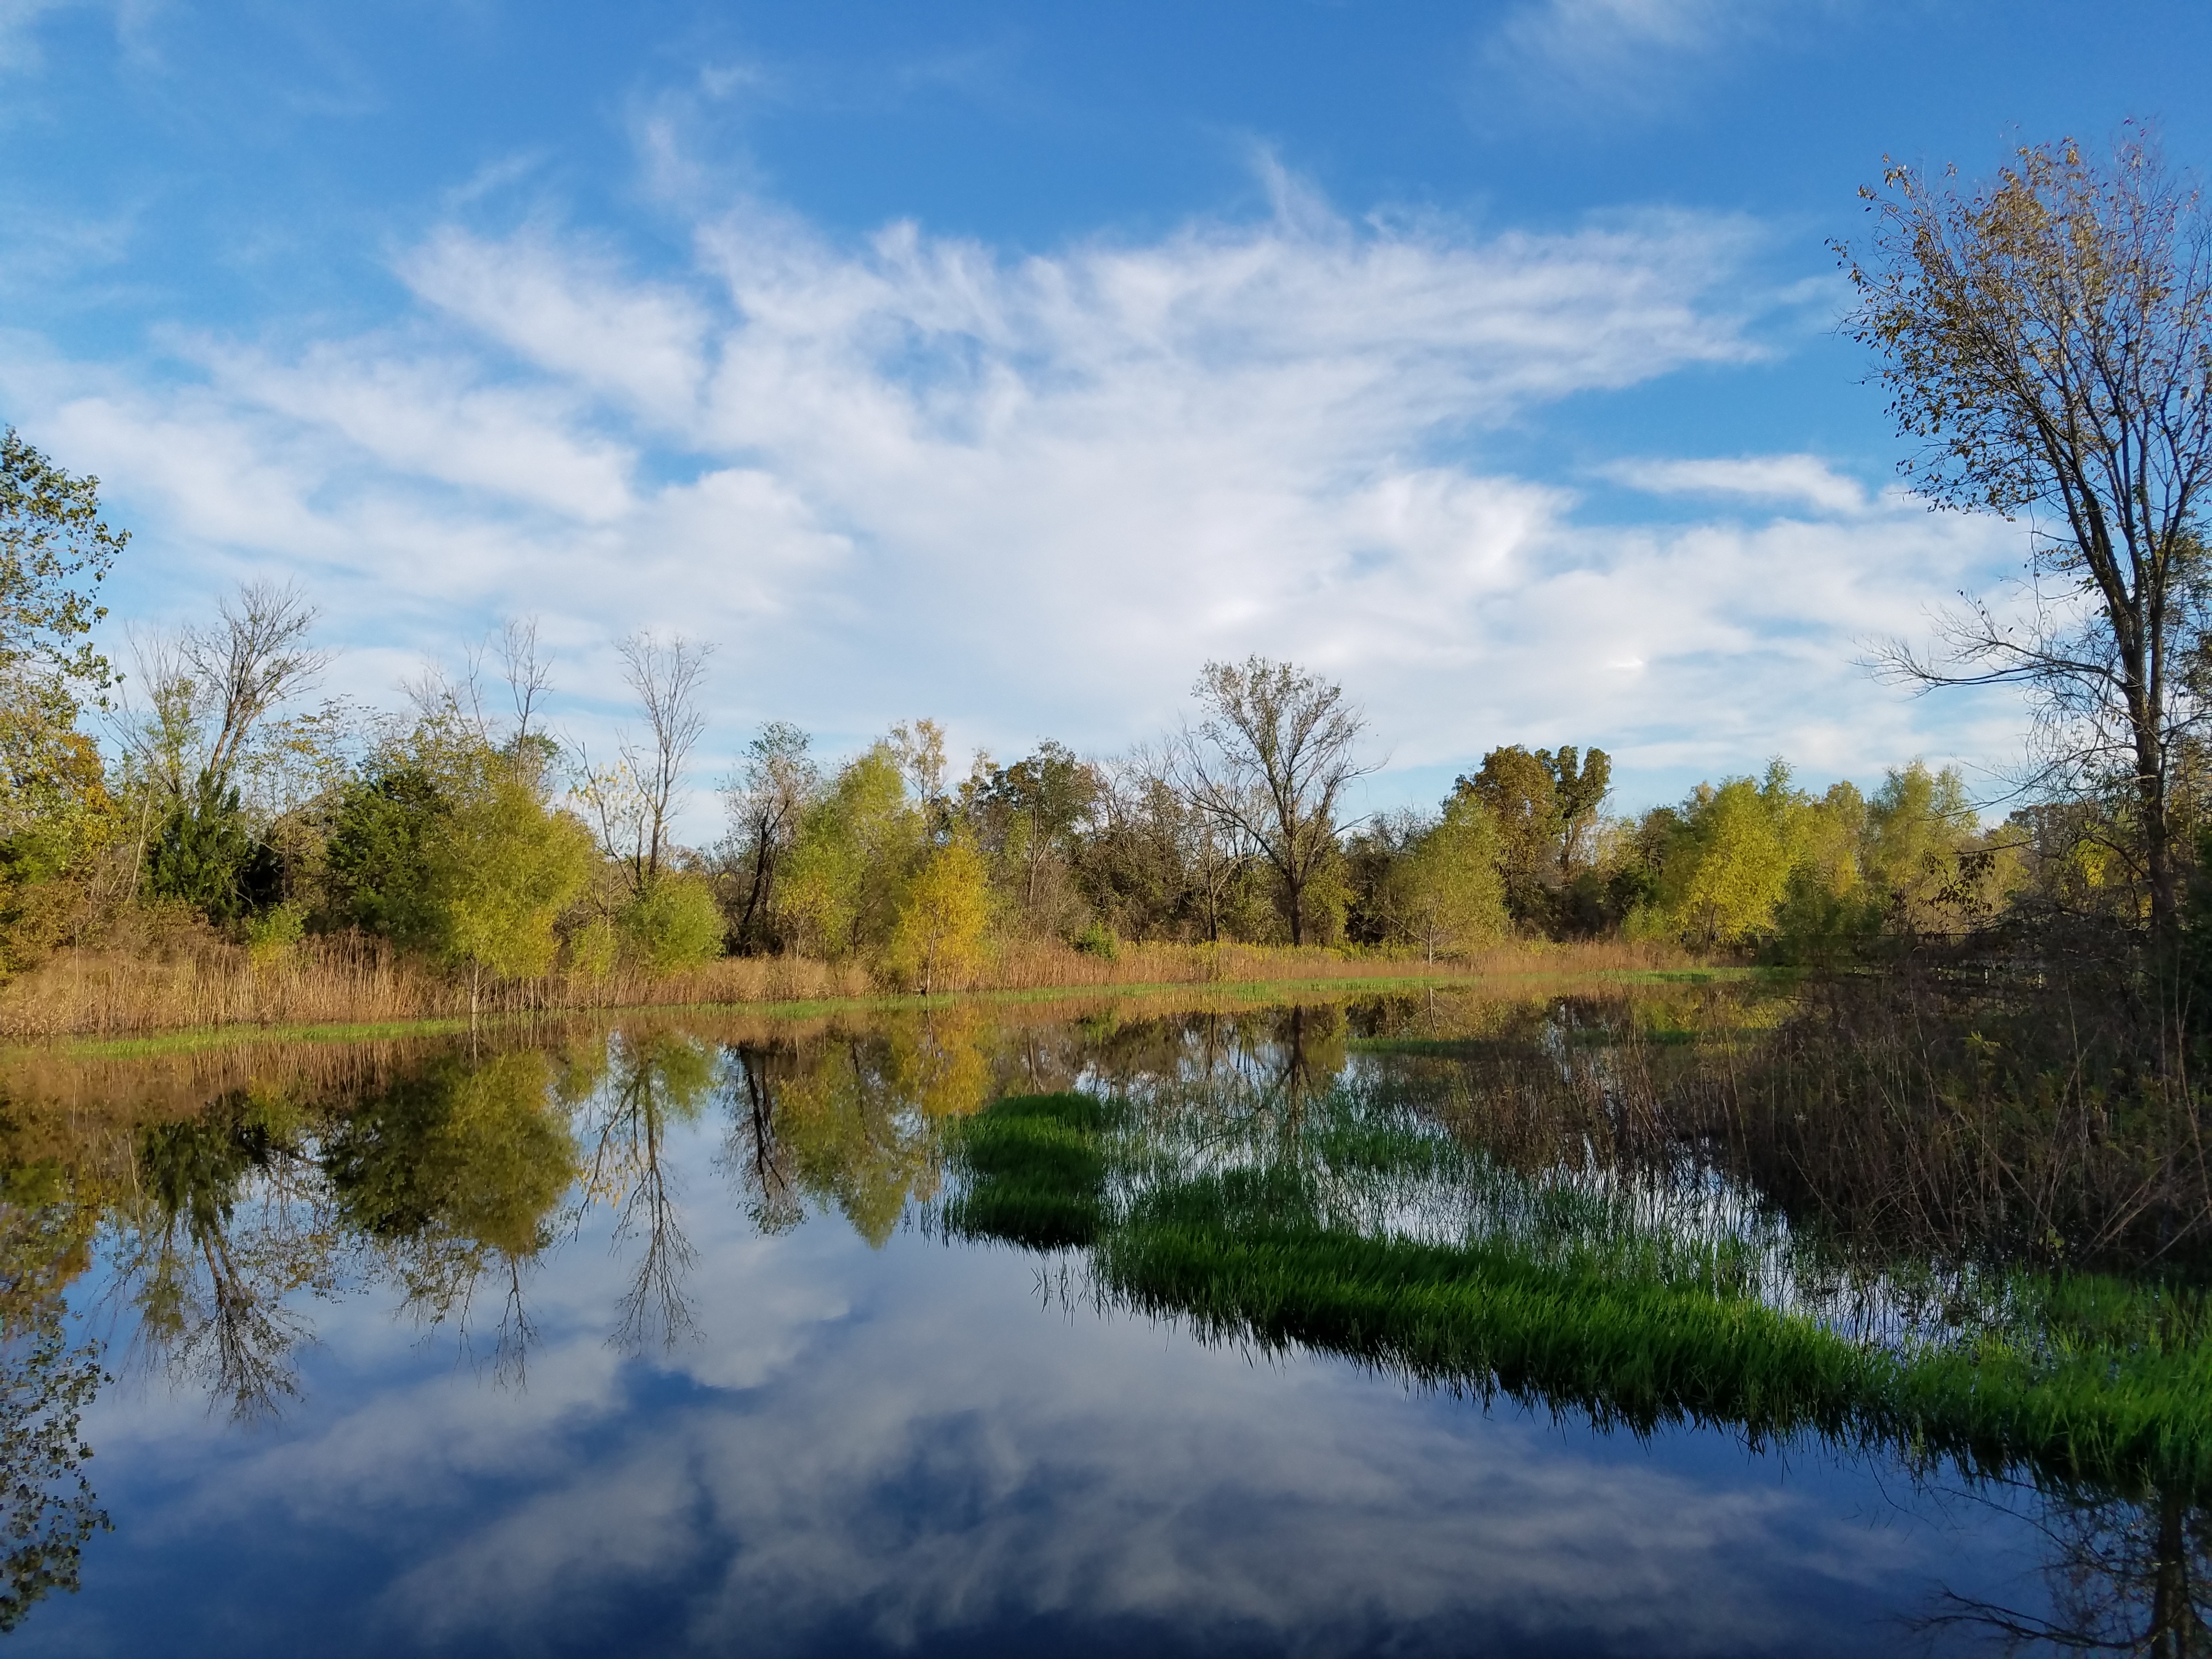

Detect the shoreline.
[{"left": 15, "top": 961, "right": 1765, "bottom": 1061}]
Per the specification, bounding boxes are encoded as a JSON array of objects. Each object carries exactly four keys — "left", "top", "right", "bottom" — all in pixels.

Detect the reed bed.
[
  {"left": 1683, "top": 962, "right": 2212, "bottom": 1268},
  {"left": 0, "top": 931, "right": 1690, "bottom": 1041}
]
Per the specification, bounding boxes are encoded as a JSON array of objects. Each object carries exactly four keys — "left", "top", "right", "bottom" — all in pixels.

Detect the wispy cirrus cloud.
[
  {"left": 1483, "top": 0, "right": 1824, "bottom": 111},
  {"left": 1605, "top": 453, "right": 1871, "bottom": 515},
  {"left": 0, "top": 0, "right": 77, "bottom": 75}
]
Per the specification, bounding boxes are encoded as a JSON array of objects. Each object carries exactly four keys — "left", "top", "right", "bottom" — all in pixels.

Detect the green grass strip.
[{"left": 946, "top": 1091, "right": 2212, "bottom": 1499}]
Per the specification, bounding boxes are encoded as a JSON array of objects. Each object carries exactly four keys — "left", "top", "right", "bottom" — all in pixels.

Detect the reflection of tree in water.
[
  {"left": 0, "top": 1160, "right": 107, "bottom": 1632},
  {"left": 723, "top": 1048, "right": 802, "bottom": 1236},
  {"left": 324, "top": 1051, "right": 577, "bottom": 1384},
  {"left": 1919, "top": 1479, "right": 2212, "bottom": 1656},
  {"left": 1077, "top": 1006, "right": 1352, "bottom": 1164},
  {"left": 577, "top": 1033, "right": 712, "bottom": 1351},
  {"left": 122, "top": 1090, "right": 327, "bottom": 1418},
  {"left": 732, "top": 1010, "right": 995, "bottom": 1246},
  {"left": 44, "top": 985, "right": 2212, "bottom": 1651},
  {"left": 0, "top": 1307, "right": 106, "bottom": 1633},
  {"left": 101, "top": 1052, "right": 582, "bottom": 1406}
]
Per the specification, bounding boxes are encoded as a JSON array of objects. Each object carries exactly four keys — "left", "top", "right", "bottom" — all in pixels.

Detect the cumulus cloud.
[{"left": 0, "top": 169, "right": 2028, "bottom": 820}]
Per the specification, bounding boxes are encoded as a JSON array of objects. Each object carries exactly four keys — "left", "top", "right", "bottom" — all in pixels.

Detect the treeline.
[{"left": 0, "top": 430, "right": 2134, "bottom": 1005}]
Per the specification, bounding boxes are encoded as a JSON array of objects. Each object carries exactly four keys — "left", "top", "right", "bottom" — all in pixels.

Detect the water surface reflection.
[{"left": 0, "top": 988, "right": 2197, "bottom": 1654}]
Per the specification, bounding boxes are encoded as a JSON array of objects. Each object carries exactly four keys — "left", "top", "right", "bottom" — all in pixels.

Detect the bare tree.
[
  {"left": 890, "top": 716, "right": 950, "bottom": 824},
  {"left": 499, "top": 616, "right": 554, "bottom": 745},
  {"left": 112, "top": 582, "right": 330, "bottom": 898},
  {"left": 1841, "top": 131, "right": 2212, "bottom": 934},
  {"left": 1175, "top": 657, "right": 1375, "bottom": 946},
  {"left": 578, "top": 632, "right": 714, "bottom": 895},
  {"left": 119, "top": 581, "right": 326, "bottom": 804},
  {"left": 184, "top": 582, "right": 327, "bottom": 798}
]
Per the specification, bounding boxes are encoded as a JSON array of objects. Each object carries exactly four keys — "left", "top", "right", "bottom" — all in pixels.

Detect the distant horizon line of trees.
[{"left": 0, "top": 428, "right": 2119, "bottom": 998}]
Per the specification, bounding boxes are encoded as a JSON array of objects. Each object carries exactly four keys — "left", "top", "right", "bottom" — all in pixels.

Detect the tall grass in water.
[
  {"left": 1689, "top": 957, "right": 2212, "bottom": 1268},
  {"left": 946, "top": 1088, "right": 2212, "bottom": 1498},
  {"left": 0, "top": 931, "right": 1686, "bottom": 1040}
]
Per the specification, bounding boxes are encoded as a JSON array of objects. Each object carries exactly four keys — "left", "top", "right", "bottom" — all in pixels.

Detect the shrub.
[{"left": 621, "top": 874, "right": 726, "bottom": 972}]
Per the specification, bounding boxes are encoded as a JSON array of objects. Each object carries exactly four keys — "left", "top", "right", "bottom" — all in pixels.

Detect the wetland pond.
[{"left": 2, "top": 981, "right": 2208, "bottom": 1655}]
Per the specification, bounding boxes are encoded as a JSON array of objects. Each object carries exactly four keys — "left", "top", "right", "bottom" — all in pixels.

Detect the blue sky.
[{"left": 4, "top": 1, "right": 2209, "bottom": 825}]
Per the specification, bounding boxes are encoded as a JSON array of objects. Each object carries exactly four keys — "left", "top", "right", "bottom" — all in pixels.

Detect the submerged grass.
[{"left": 947, "top": 1089, "right": 2212, "bottom": 1499}]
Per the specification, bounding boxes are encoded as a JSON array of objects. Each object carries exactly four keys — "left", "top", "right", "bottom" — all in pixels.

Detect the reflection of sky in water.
[{"left": 25, "top": 1092, "right": 2056, "bottom": 1657}]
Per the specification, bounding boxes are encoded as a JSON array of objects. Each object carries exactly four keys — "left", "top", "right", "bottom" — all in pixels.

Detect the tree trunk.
[
  {"left": 740, "top": 833, "right": 773, "bottom": 951},
  {"left": 2142, "top": 735, "right": 2179, "bottom": 939}
]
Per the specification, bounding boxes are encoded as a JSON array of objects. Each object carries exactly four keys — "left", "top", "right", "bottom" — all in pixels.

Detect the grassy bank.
[
  {"left": 946, "top": 1089, "right": 2212, "bottom": 1499},
  {"left": 0, "top": 932, "right": 1691, "bottom": 1043}
]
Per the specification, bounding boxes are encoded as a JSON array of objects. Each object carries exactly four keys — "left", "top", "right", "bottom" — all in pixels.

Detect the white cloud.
[
  {"left": 194, "top": 339, "right": 637, "bottom": 522},
  {"left": 1485, "top": 0, "right": 1824, "bottom": 109},
  {"left": 1606, "top": 453, "right": 1870, "bottom": 516},
  {"left": 400, "top": 227, "right": 712, "bottom": 423},
  {"left": 0, "top": 171, "right": 2030, "bottom": 823}
]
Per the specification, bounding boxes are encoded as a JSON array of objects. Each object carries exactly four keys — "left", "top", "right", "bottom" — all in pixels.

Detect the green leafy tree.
[
  {"left": 1455, "top": 743, "right": 1612, "bottom": 929},
  {"left": 1548, "top": 745, "right": 1612, "bottom": 874},
  {"left": 321, "top": 765, "right": 447, "bottom": 941},
  {"left": 1861, "top": 761, "right": 2013, "bottom": 934},
  {"left": 720, "top": 722, "right": 817, "bottom": 954},
  {"left": 144, "top": 781, "right": 282, "bottom": 924},
  {"left": 422, "top": 766, "right": 595, "bottom": 1011},
  {"left": 1655, "top": 767, "right": 1801, "bottom": 948},
  {"left": 887, "top": 833, "right": 992, "bottom": 995},
  {"left": 962, "top": 740, "right": 1099, "bottom": 936},
  {"left": 1457, "top": 746, "right": 1560, "bottom": 926},
  {"left": 1770, "top": 782, "right": 1880, "bottom": 962},
  {"left": 0, "top": 433, "right": 127, "bottom": 966},
  {"left": 0, "top": 707, "right": 118, "bottom": 968},
  {"left": 1392, "top": 794, "right": 1508, "bottom": 961},
  {"left": 781, "top": 743, "right": 921, "bottom": 959},
  {"left": 0, "top": 432, "right": 121, "bottom": 692},
  {"left": 620, "top": 873, "right": 726, "bottom": 971}
]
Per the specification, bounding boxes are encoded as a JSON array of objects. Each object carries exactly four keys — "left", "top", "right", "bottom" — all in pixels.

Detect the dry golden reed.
[{"left": 0, "top": 928, "right": 1689, "bottom": 1041}]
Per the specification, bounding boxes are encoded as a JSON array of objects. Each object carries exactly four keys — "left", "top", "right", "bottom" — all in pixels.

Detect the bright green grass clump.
[
  {"left": 947, "top": 1089, "right": 2212, "bottom": 1498},
  {"left": 942, "top": 1092, "right": 1113, "bottom": 1250}
]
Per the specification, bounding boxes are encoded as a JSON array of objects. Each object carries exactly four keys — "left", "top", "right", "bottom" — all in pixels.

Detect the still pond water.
[{"left": 0, "top": 985, "right": 2186, "bottom": 1655}]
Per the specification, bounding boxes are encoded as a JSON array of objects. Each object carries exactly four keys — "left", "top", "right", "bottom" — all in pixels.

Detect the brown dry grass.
[{"left": 0, "top": 926, "right": 1694, "bottom": 1042}]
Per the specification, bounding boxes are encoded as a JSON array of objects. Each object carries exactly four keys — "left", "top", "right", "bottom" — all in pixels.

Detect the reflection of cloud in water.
[
  {"left": 379, "top": 1237, "right": 1921, "bottom": 1655},
  {"left": 58, "top": 1114, "right": 2023, "bottom": 1658}
]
